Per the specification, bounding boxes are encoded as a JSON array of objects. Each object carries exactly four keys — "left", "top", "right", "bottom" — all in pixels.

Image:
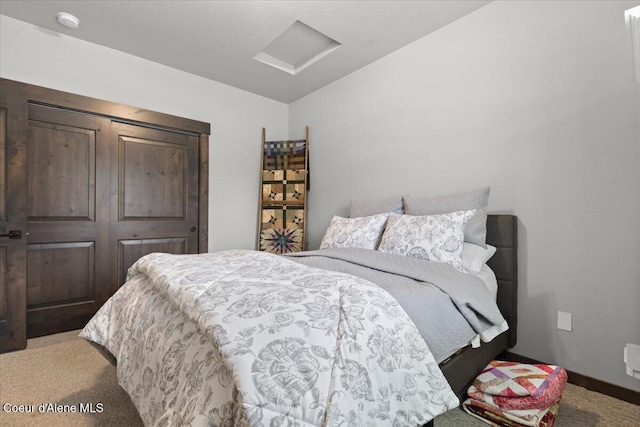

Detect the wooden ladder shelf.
[{"left": 257, "top": 126, "right": 309, "bottom": 253}]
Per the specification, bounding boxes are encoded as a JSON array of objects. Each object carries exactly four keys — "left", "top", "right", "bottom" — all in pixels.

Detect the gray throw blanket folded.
[{"left": 287, "top": 248, "right": 507, "bottom": 362}]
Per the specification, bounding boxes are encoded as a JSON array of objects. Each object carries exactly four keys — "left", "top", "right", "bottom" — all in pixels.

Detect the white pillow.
[
  {"left": 462, "top": 243, "right": 497, "bottom": 274},
  {"left": 378, "top": 211, "right": 475, "bottom": 270},
  {"left": 319, "top": 213, "right": 389, "bottom": 250}
]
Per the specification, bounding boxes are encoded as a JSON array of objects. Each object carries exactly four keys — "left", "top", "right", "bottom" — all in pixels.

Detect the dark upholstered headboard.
[{"left": 485, "top": 215, "right": 518, "bottom": 348}]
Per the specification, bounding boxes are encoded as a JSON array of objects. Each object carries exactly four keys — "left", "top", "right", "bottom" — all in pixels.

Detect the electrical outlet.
[
  {"left": 624, "top": 343, "right": 640, "bottom": 379},
  {"left": 557, "top": 311, "right": 572, "bottom": 331}
]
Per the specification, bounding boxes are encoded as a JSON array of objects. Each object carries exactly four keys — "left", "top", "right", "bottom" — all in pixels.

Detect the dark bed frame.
[{"left": 440, "top": 214, "right": 518, "bottom": 399}]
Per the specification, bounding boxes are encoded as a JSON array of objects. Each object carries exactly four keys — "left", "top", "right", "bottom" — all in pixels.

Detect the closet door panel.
[
  {"left": 27, "top": 122, "right": 95, "bottom": 220},
  {"left": 27, "top": 242, "right": 94, "bottom": 306},
  {"left": 112, "top": 122, "right": 198, "bottom": 288},
  {"left": 0, "top": 108, "right": 7, "bottom": 323},
  {"left": 0, "top": 247, "right": 7, "bottom": 324},
  {"left": 119, "top": 136, "right": 186, "bottom": 219},
  {"left": 25, "top": 104, "right": 110, "bottom": 337},
  {"left": 1, "top": 83, "right": 28, "bottom": 352},
  {"left": 0, "top": 107, "right": 6, "bottom": 227}
]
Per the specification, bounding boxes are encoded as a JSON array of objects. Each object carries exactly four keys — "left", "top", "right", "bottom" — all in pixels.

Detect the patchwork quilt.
[
  {"left": 468, "top": 361, "right": 567, "bottom": 410},
  {"left": 462, "top": 399, "right": 559, "bottom": 427},
  {"left": 462, "top": 361, "right": 567, "bottom": 427}
]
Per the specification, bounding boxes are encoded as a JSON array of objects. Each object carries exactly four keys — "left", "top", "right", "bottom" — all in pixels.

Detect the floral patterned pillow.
[
  {"left": 378, "top": 210, "right": 476, "bottom": 270},
  {"left": 319, "top": 213, "right": 389, "bottom": 250}
]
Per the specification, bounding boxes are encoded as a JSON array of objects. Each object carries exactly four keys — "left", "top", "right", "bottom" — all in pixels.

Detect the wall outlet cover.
[
  {"left": 557, "top": 311, "right": 572, "bottom": 332},
  {"left": 624, "top": 343, "right": 640, "bottom": 379}
]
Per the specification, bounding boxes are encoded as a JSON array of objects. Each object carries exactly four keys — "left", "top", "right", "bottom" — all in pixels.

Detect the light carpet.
[{"left": 0, "top": 330, "right": 638, "bottom": 426}]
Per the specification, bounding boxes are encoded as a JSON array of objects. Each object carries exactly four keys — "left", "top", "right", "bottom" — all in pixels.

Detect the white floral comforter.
[{"left": 81, "top": 250, "right": 459, "bottom": 426}]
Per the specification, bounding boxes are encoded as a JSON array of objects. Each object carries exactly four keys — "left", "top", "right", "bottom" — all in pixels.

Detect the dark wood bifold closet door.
[
  {"left": 0, "top": 90, "right": 28, "bottom": 352},
  {"left": 111, "top": 122, "right": 199, "bottom": 287},
  {"left": 25, "top": 104, "right": 111, "bottom": 337},
  {"left": 0, "top": 78, "right": 209, "bottom": 348},
  {"left": 25, "top": 112, "right": 200, "bottom": 337}
]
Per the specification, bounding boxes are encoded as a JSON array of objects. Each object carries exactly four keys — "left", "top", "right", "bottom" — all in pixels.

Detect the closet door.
[
  {"left": 111, "top": 122, "right": 199, "bottom": 287},
  {"left": 25, "top": 104, "right": 111, "bottom": 337},
  {"left": 0, "top": 78, "right": 208, "bottom": 346},
  {"left": 0, "top": 86, "right": 27, "bottom": 352}
]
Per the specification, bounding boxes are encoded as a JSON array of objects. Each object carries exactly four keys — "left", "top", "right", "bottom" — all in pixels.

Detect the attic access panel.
[{"left": 254, "top": 20, "right": 341, "bottom": 75}]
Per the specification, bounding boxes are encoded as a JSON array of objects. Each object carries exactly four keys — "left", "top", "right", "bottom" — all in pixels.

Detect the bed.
[{"left": 81, "top": 212, "right": 518, "bottom": 427}]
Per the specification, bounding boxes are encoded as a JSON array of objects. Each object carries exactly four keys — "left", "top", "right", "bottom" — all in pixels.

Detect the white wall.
[
  {"left": 0, "top": 15, "right": 288, "bottom": 252},
  {"left": 290, "top": 0, "right": 640, "bottom": 391}
]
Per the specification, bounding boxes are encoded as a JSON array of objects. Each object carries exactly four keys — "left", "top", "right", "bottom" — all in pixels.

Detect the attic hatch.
[{"left": 254, "top": 20, "right": 341, "bottom": 75}]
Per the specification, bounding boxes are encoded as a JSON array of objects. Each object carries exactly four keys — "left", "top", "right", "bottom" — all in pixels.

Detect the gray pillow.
[
  {"left": 349, "top": 196, "right": 404, "bottom": 218},
  {"left": 403, "top": 187, "right": 490, "bottom": 247}
]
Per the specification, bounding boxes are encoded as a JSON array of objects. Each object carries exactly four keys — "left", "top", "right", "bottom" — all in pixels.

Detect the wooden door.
[
  {"left": 0, "top": 83, "right": 28, "bottom": 352},
  {"left": 111, "top": 122, "right": 199, "bottom": 287},
  {"left": 0, "top": 78, "right": 209, "bottom": 346},
  {"left": 25, "top": 104, "right": 111, "bottom": 337}
]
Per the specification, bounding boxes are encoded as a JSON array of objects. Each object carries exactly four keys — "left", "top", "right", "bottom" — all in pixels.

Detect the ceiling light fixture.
[{"left": 56, "top": 12, "right": 79, "bottom": 29}]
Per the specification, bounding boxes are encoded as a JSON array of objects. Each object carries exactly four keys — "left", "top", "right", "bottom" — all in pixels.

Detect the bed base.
[
  {"left": 440, "top": 332, "right": 509, "bottom": 401},
  {"left": 421, "top": 335, "right": 509, "bottom": 426}
]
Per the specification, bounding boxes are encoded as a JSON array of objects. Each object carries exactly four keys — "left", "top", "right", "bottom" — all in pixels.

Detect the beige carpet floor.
[{"left": 0, "top": 330, "right": 638, "bottom": 426}]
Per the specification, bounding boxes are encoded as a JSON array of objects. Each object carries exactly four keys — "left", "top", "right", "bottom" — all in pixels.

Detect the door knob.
[{"left": 0, "top": 230, "right": 22, "bottom": 239}]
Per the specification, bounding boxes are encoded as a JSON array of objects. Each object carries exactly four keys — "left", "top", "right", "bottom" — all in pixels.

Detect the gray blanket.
[{"left": 286, "top": 248, "right": 507, "bottom": 363}]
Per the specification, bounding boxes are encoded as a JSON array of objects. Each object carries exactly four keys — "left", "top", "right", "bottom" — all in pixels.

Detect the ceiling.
[{"left": 0, "top": 1, "right": 491, "bottom": 103}]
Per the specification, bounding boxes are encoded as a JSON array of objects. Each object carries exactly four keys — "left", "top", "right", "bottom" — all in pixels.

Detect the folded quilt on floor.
[
  {"left": 462, "top": 398, "right": 559, "bottom": 427},
  {"left": 462, "top": 361, "right": 567, "bottom": 427},
  {"left": 468, "top": 361, "right": 567, "bottom": 410}
]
